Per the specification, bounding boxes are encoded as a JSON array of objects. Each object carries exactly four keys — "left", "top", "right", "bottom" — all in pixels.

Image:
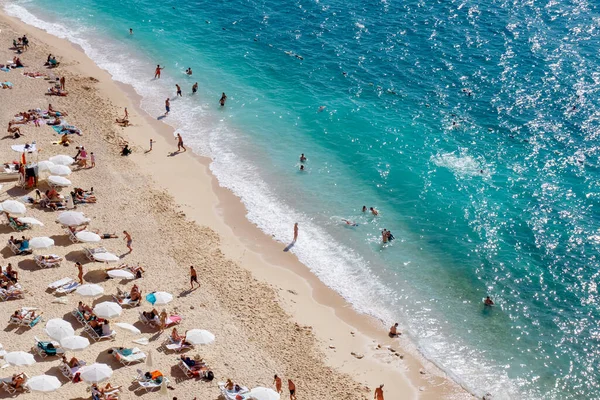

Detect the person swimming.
[
  {"left": 484, "top": 296, "right": 494, "bottom": 306},
  {"left": 342, "top": 219, "right": 358, "bottom": 227},
  {"left": 300, "top": 165, "right": 305, "bottom": 171}
]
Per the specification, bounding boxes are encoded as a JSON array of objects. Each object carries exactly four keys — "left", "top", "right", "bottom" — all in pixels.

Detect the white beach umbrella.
[
  {"left": 184, "top": 329, "right": 215, "bottom": 345},
  {"left": 29, "top": 237, "right": 55, "bottom": 249},
  {"left": 49, "top": 155, "right": 74, "bottom": 166},
  {"left": 60, "top": 335, "right": 90, "bottom": 352},
  {"left": 5, "top": 351, "right": 36, "bottom": 366},
  {"left": 47, "top": 175, "right": 71, "bottom": 187},
  {"left": 16, "top": 217, "right": 44, "bottom": 226},
  {"left": 1, "top": 200, "right": 26, "bottom": 215},
  {"left": 93, "top": 252, "right": 120, "bottom": 263},
  {"left": 49, "top": 164, "right": 72, "bottom": 176},
  {"left": 248, "top": 387, "right": 281, "bottom": 400},
  {"left": 107, "top": 269, "right": 135, "bottom": 279},
  {"left": 93, "top": 302, "right": 122, "bottom": 319},
  {"left": 36, "top": 160, "right": 55, "bottom": 173},
  {"left": 45, "top": 319, "right": 74, "bottom": 341},
  {"left": 76, "top": 284, "right": 104, "bottom": 297},
  {"left": 79, "top": 363, "right": 113, "bottom": 383},
  {"left": 56, "top": 211, "right": 89, "bottom": 227},
  {"left": 114, "top": 322, "right": 141, "bottom": 335},
  {"left": 26, "top": 375, "right": 61, "bottom": 393},
  {"left": 150, "top": 291, "right": 173, "bottom": 305},
  {"left": 75, "top": 231, "right": 101, "bottom": 243}
]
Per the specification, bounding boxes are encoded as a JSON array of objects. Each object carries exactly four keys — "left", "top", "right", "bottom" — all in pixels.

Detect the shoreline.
[{"left": 0, "top": 9, "right": 471, "bottom": 400}]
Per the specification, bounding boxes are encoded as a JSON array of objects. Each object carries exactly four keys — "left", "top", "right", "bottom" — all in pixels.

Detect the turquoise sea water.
[{"left": 4, "top": 0, "right": 600, "bottom": 397}]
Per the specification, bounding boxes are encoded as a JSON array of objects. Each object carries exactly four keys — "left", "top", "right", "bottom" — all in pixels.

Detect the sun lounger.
[
  {"left": 218, "top": 382, "right": 250, "bottom": 400},
  {"left": 58, "top": 360, "right": 86, "bottom": 380},
  {"left": 8, "top": 307, "right": 41, "bottom": 328},
  {"left": 177, "top": 359, "right": 210, "bottom": 379},
  {"left": 163, "top": 336, "right": 193, "bottom": 353},
  {"left": 33, "top": 336, "right": 64, "bottom": 358},
  {"left": 138, "top": 312, "right": 181, "bottom": 329},
  {"left": 85, "top": 325, "right": 116, "bottom": 342},
  {"left": 48, "top": 277, "right": 73, "bottom": 290},
  {"left": 0, "top": 373, "right": 30, "bottom": 394},
  {"left": 55, "top": 281, "right": 79, "bottom": 295},
  {"left": 112, "top": 294, "right": 140, "bottom": 308},
  {"left": 7, "top": 240, "right": 32, "bottom": 255},
  {"left": 65, "top": 227, "right": 80, "bottom": 243},
  {"left": 35, "top": 254, "right": 63, "bottom": 269},
  {"left": 132, "top": 372, "right": 169, "bottom": 393},
  {"left": 8, "top": 219, "right": 30, "bottom": 231},
  {"left": 84, "top": 246, "right": 107, "bottom": 261},
  {"left": 112, "top": 348, "right": 146, "bottom": 366},
  {"left": 0, "top": 286, "right": 25, "bottom": 301}
]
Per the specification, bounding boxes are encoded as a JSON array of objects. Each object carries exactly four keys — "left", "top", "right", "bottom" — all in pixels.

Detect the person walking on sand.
[
  {"left": 192, "top": 82, "right": 198, "bottom": 94},
  {"left": 288, "top": 379, "right": 296, "bottom": 400},
  {"left": 90, "top": 152, "right": 95, "bottom": 168},
  {"left": 154, "top": 64, "right": 164, "bottom": 79},
  {"left": 176, "top": 133, "right": 186, "bottom": 152},
  {"left": 176, "top": 84, "right": 182, "bottom": 97},
  {"left": 149, "top": 139, "right": 155, "bottom": 152},
  {"left": 60, "top": 76, "right": 65, "bottom": 90},
  {"left": 374, "top": 384, "right": 384, "bottom": 400},
  {"left": 165, "top": 98, "right": 170, "bottom": 116},
  {"left": 123, "top": 231, "right": 132, "bottom": 253},
  {"left": 124, "top": 107, "right": 129, "bottom": 119},
  {"left": 76, "top": 262, "right": 83, "bottom": 284},
  {"left": 293, "top": 223, "right": 298, "bottom": 242},
  {"left": 190, "top": 266, "right": 200, "bottom": 289},
  {"left": 219, "top": 92, "right": 227, "bottom": 106},
  {"left": 273, "top": 375, "right": 282, "bottom": 394}
]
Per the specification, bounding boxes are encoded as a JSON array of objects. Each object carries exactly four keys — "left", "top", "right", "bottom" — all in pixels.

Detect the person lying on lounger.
[
  {"left": 61, "top": 355, "right": 82, "bottom": 368},
  {"left": 10, "top": 373, "right": 26, "bottom": 391}
]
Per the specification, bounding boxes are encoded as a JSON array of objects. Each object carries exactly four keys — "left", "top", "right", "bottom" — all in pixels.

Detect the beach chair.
[
  {"left": 35, "top": 254, "right": 63, "bottom": 269},
  {"left": 177, "top": 358, "right": 209, "bottom": 379},
  {"left": 1, "top": 286, "right": 25, "bottom": 302},
  {"left": 112, "top": 348, "right": 146, "bottom": 366},
  {"left": 59, "top": 360, "right": 86, "bottom": 380},
  {"left": 132, "top": 372, "right": 169, "bottom": 393},
  {"left": 7, "top": 240, "right": 32, "bottom": 255},
  {"left": 163, "top": 336, "right": 193, "bottom": 353},
  {"left": 85, "top": 326, "right": 116, "bottom": 342},
  {"left": 112, "top": 294, "right": 140, "bottom": 308},
  {"left": 33, "top": 336, "right": 64, "bottom": 358},
  {"left": 48, "top": 277, "right": 73, "bottom": 290},
  {"left": 64, "top": 227, "right": 79, "bottom": 243},
  {"left": 218, "top": 382, "right": 250, "bottom": 400},
  {"left": 8, "top": 219, "right": 30, "bottom": 231},
  {"left": 0, "top": 373, "right": 30, "bottom": 394},
  {"left": 55, "top": 281, "right": 79, "bottom": 295},
  {"left": 83, "top": 246, "right": 107, "bottom": 261}
]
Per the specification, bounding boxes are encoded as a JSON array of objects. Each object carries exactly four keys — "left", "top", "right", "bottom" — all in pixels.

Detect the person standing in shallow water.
[
  {"left": 154, "top": 64, "right": 164, "bottom": 79},
  {"left": 192, "top": 82, "right": 198, "bottom": 94},
  {"left": 176, "top": 84, "right": 182, "bottom": 97},
  {"left": 164, "top": 98, "right": 170, "bottom": 116},
  {"left": 293, "top": 223, "right": 298, "bottom": 242},
  {"left": 219, "top": 92, "right": 227, "bottom": 106}
]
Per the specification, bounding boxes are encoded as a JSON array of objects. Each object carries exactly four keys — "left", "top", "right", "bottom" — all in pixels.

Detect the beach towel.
[
  {"left": 30, "top": 315, "right": 42, "bottom": 328},
  {"left": 0, "top": 68, "right": 9, "bottom": 72}
]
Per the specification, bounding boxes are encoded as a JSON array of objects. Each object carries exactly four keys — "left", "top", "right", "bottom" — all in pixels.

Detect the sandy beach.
[{"left": 0, "top": 12, "right": 470, "bottom": 400}]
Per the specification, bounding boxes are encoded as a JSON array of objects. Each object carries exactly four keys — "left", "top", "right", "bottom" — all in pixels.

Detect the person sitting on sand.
[
  {"left": 7, "top": 123, "right": 22, "bottom": 139},
  {"left": 121, "top": 144, "right": 132, "bottom": 156},
  {"left": 484, "top": 296, "right": 494, "bottom": 306},
  {"left": 389, "top": 323, "right": 400, "bottom": 338},
  {"left": 115, "top": 117, "right": 129, "bottom": 127},
  {"left": 58, "top": 133, "right": 71, "bottom": 146},
  {"left": 143, "top": 309, "right": 159, "bottom": 322}
]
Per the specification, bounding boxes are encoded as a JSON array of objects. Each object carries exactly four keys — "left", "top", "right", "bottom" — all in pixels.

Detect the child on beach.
[
  {"left": 90, "top": 152, "right": 95, "bottom": 168},
  {"left": 123, "top": 231, "right": 132, "bottom": 253},
  {"left": 149, "top": 139, "right": 155, "bottom": 152}
]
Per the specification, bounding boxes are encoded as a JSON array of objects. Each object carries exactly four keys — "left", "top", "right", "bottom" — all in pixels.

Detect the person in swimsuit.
[
  {"left": 165, "top": 98, "right": 170, "bottom": 116},
  {"left": 192, "top": 82, "right": 198, "bottom": 94},
  {"left": 154, "top": 65, "right": 164, "bottom": 79},
  {"left": 190, "top": 266, "right": 199, "bottom": 289},
  {"left": 176, "top": 133, "right": 186, "bottom": 152},
  {"left": 123, "top": 231, "right": 132, "bottom": 253},
  {"left": 129, "top": 28, "right": 133, "bottom": 35},
  {"left": 219, "top": 92, "right": 227, "bottom": 106},
  {"left": 76, "top": 262, "right": 83, "bottom": 284},
  {"left": 273, "top": 375, "right": 282, "bottom": 393},
  {"left": 300, "top": 153, "right": 307, "bottom": 162},
  {"left": 288, "top": 379, "right": 296, "bottom": 400},
  {"left": 484, "top": 296, "right": 494, "bottom": 306},
  {"left": 389, "top": 323, "right": 400, "bottom": 337},
  {"left": 293, "top": 223, "right": 298, "bottom": 242},
  {"left": 374, "top": 384, "right": 384, "bottom": 400},
  {"left": 176, "top": 84, "right": 182, "bottom": 97},
  {"left": 370, "top": 207, "right": 379, "bottom": 216},
  {"left": 186, "top": 68, "right": 192, "bottom": 75}
]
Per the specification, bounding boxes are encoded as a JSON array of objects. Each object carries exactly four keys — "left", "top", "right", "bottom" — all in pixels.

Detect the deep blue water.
[{"left": 5, "top": 0, "right": 600, "bottom": 397}]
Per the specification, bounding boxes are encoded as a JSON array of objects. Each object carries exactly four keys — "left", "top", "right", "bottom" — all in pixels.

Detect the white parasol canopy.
[
  {"left": 60, "top": 335, "right": 90, "bottom": 351},
  {"left": 25, "top": 375, "right": 61, "bottom": 393},
  {"left": 5, "top": 351, "right": 36, "bottom": 366},
  {"left": 93, "top": 252, "right": 120, "bottom": 263},
  {"left": 79, "top": 363, "right": 113, "bottom": 383},
  {"left": 49, "top": 155, "right": 74, "bottom": 166},
  {"left": 93, "top": 302, "right": 122, "bottom": 319},
  {"left": 17, "top": 217, "right": 44, "bottom": 226},
  {"left": 48, "top": 164, "right": 71, "bottom": 176},
  {"left": 36, "top": 160, "right": 55, "bottom": 173},
  {"left": 76, "top": 231, "right": 101, "bottom": 243},
  {"left": 183, "top": 329, "right": 215, "bottom": 345},
  {"left": 149, "top": 291, "right": 173, "bottom": 305},
  {"left": 76, "top": 284, "right": 104, "bottom": 297},
  {"left": 45, "top": 319, "right": 74, "bottom": 341},
  {"left": 47, "top": 175, "right": 71, "bottom": 187},
  {"left": 56, "top": 211, "right": 89, "bottom": 227},
  {"left": 29, "top": 237, "right": 55, "bottom": 249},
  {"left": 248, "top": 387, "right": 281, "bottom": 400},
  {"left": 11, "top": 143, "right": 37, "bottom": 153},
  {"left": 114, "top": 322, "right": 141, "bottom": 335},
  {"left": 107, "top": 269, "right": 134, "bottom": 279},
  {"left": 1, "top": 199, "right": 26, "bottom": 215}
]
